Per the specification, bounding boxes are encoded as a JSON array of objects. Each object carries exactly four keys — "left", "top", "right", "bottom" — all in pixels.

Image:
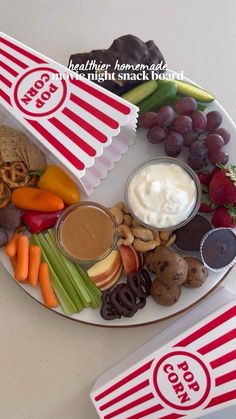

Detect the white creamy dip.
[{"left": 127, "top": 163, "right": 197, "bottom": 228}]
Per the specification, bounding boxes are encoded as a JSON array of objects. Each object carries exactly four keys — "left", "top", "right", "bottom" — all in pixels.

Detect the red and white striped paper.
[
  {"left": 0, "top": 32, "right": 138, "bottom": 195},
  {"left": 91, "top": 301, "right": 236, "bottom": 418}
]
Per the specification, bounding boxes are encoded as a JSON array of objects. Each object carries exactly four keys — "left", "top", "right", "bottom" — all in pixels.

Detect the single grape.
[
  {"left": 208, "top": 149, "right": 229, "bottom": 165},
  {"left": 212, "top": 127, "right": 231, "bottom": 145},
  {"left": 139, "top": 112, "right": 159, "bottom": 129},
  {"left": 183, "top": 131, "right": 199, "bottom": 147},
  {"left": 205, "top": 134, "right": 224, "bottom": 151},
  {"left": 147, "top": 126, "right": 167, "bottom": 144},
  {"left": 187, "top": 156, "right": 206, "bottom": 170},
  {"left": 164, "top": 132, "right": 183, "bottom": 157},
  {"left": 175, "top": 97, "right": 197, "bottom": 115},
  {"left": 189, "top": 140, "right": 208, "bottom": 159},
  {"left": 156, "top": 105, "right": 175, "bottom": 127},
  {"left": 173, "top": 115, "right": 192, "bottom": 134},
  {"left": 206, "top": 111, "right": 223, "bottom": 131},
  {"left": 191, "top": 111, "right": 207, "bottom": 132}
]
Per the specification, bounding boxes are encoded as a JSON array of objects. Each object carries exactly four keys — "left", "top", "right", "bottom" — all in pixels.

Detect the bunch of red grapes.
[{"left": 139, "top": 97, "right": 231, "bottom": 170}]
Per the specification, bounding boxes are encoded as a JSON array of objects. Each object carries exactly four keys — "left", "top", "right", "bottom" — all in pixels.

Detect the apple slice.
[
  {"left": 98, "top": 264, "right": 123, "bottom": 291},
  {"left": 87, "top": 250, "right": 121, "bottom": 285},
  {"left": 119, "top": 244, "right": 142, "bottom": 276}
]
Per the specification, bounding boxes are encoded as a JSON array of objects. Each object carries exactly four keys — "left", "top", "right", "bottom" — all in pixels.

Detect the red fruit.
[
  {"left": 212, "top": 205, "right": 236, "bottom": 228},
  {"left": 209, "top": 164, "right": 236, "bottom": 205},
  {"left": 199, "top": 192, "right": 217, "bottom": 212},
  {"left": 197, "top": 170, "right": 211, "bottom": 186}
]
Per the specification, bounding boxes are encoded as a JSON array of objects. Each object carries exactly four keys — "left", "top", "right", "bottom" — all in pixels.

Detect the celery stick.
[
  {"left": 38, "top": 233, "right": 84, "bottom": 311},
  {"left": 76, "top": 264, "right": 101, "bottom": 308},
  {"left": 31, "top": 235, "right": 77, "bottom": 315},
  {"left": 47, "top": 230, "right": 91, "bottom": 307},
  {"left": 47, "top": 231, "right": 100, "bottom": 308}
]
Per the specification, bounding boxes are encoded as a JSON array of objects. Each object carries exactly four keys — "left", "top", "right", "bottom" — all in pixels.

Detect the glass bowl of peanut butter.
[{"left": 55, "top": 202, "right": 118, "bottom": 265}]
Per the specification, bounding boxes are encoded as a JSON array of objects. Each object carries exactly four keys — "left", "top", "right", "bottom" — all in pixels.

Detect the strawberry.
[
  {"left": 197, "top": 170, "right": 211, "bottom": 185},
  {"left": 209, "top": 164, "right": 236, "bottom": 205},
  {"left": 212, "top": 204, "right": 236, "bottom": 228},
  {"left": 199, "top": 192, "right": 217, "bottom": 212}
]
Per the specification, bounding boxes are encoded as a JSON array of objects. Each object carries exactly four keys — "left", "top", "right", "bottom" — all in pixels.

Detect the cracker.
[
  {"left": 25, "top": 142, "right": 46, "bottom": 171},
  {"left": 0, "top": 125, "right": 21, "bottom": 138},
  {"left": 0, "top": 135, "right": 21, "bottom": 162}
]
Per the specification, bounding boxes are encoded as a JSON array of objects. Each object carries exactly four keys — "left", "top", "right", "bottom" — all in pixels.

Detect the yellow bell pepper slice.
[{"left": 38, "top": 165, "right": 80, "bottom": 205}]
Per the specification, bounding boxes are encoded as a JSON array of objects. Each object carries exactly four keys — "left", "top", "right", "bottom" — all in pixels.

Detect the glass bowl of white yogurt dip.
[{"left": 125, "top": 157, "right": 202, "bottom": 231}]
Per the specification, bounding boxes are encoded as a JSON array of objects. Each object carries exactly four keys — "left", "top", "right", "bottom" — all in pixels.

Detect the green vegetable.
[
  {"left": 76, "top": 264, "right": 101, "bottom": 308},
  {"left": 159, "top": 79, "right": 215, "bottom": 103},
  {"left": 47, "top": 230, "right": 101, "bottom": 308},
  {"left": 38, "top": 232, "right": 84, "bottom": 311},
  {"left": 138, "top": 82, "right": 177, "bottom": 114},
  {"left": 121, "top": 80, "right": 158, "bottom": 105},
  {"left": 31, "top": 234, "right": 77, "bottom": 315}
]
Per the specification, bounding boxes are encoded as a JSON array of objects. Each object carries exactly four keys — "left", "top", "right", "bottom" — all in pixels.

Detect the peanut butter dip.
[{"left": 59, "top": 204, "right": 116, "bottom": 261}]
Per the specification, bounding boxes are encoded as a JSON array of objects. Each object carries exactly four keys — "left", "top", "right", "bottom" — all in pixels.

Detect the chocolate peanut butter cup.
[{"left": 200, "top": 228, "right": 236, "bottom": 272}]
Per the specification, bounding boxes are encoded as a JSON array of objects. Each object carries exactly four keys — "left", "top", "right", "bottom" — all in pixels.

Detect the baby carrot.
[
  {"left": 10, "top": 255, "right": 18, "bottom": 272},
  {"left": 28, "top": 245, "right": 41, "bottom": 287},
  {"left": 15, "top": 235, "right": 29, "bottom": 282},
  {"left": 39, "top": 263, "right": 58, "bottom": 308},
  {"left": 4, "top": 233, "right": 21, "bottom": 258}
]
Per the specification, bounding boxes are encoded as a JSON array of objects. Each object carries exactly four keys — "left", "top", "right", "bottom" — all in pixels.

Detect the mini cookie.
[
  {"left": 156, "top": 252, "right": 188, "bottom": 286},
  {"left": 145, "top": 246, "right": 172, "bottom": 273},
  {"left": 151, "top": 278, "right": 181, "bottom": 306},
  {"left": 183, "top": 257, "right": 208, "bottom": 288}
]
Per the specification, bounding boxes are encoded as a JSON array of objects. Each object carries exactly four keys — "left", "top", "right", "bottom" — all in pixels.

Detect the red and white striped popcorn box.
[
  {"left": 0, "top": 32, "right": 138, "bottom": 195},
  {"left": 91, "top": 295, "right": 236, "bottom": 418}
]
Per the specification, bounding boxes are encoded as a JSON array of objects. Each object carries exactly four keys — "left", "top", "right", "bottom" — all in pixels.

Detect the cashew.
[
  {"left": 160, "top": 231, "right": 171, "bottom": 241},
  {"left": 132, "top": 218, "right": 141, "bottom": 228},
  {"left": 165, "top": 234, "right": 176, "bottom": 247},
  {"left": 123, "top": 214, "right": 133, "bottom": 227},
  {"left": 117, "top": 224, "right": 134, "bottom": 246},
  {"left": 109, "top": 206, "right": 123, "bottom": 225},
  {"left": 116, "top": 201, "right": 125, "bottom": 211},
  {"left": 132, "top": 227, "right": 154, "bottom": 241},
  {"left": 133, "top": 239, "right": 157, "bottom": 253},
  {"left": 123, "top": 206, "right": 130, "bottom": 214},
  {"left": 153, "top": 230, "right": 161, "bottom": 246}
]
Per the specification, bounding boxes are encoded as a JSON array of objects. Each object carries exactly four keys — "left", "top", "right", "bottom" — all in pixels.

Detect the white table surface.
[{"left": 1, "top": 1, "right": 236, "bottom": 418}]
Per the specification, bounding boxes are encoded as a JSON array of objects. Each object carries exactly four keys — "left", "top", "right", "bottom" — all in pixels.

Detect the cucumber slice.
[
  {"left": 138, "top": 82, "right": 177, "bottom": 114},
  {"left": 160, "top": 79, "right": 215, "bottom": 103},
  {"left": 121, "top": 80, "right": 158, "bottom": 105}
]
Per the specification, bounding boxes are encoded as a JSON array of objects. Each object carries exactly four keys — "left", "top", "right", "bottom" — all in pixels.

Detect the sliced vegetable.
[
  {"left": 28, "top": 245, "right": 41, "bottom": 287},
  {"left": 121, "top": 80, "right": 158, "bottom": 105},
  {"left": 138, "top": 82, "right": 177, "bottom": 114},
  {"left": 159, "top": 79, "right": 215, "bottom": 103},
  {"left": 39, "top": 263, "right": 58, "bottom": 308},
  {"left": 4, "top": 232, "right": 21, "bottom": 258},
  {"left": 46, "top": 230, "right": 91, "bottom": 307},
  {"left": 37, "top": 232, "right": 83, "bottom": 311},
  {"left": 15, "top": 235, "right": 29, "bottom": 282},
  {"left": 11, "top": 187, "right": 64, "bottom": 212},
  {"left": 76, "top": 264, "right": 102, "bottom": 308},
  {"left": 22, "top": 209, "right": 65, "bottom": 233},
  {"left": 38, "top": 165, "right": 80, "bottom": 205},
  {"left": 31, "top": 234, "right": 77, "bottom": 315},
  {"left": 47, "top": 229, "right": 101, "bottom": 308}
]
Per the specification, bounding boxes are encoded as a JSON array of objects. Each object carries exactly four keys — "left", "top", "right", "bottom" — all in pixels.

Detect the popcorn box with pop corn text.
[
  {"left": 91, "top": 296, "right": 236, "bottom": 418},
  {"left": 0, "top": 32, "right": 138, "bottom": 195}
]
